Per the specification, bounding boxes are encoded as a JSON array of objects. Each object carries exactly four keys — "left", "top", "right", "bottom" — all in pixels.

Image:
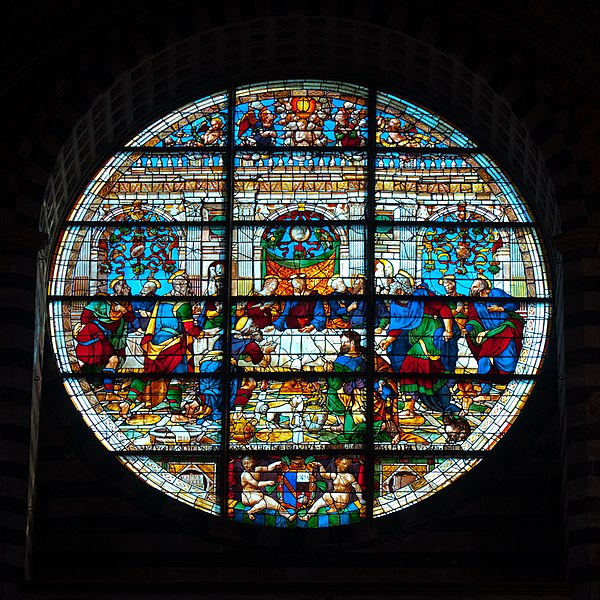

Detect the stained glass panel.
[
  {"left": 120, "top": 455, "right": 220, "bottom": 514},
  {"left": 232, "top": 223, "right": 366, "bottom": 294},
  {"left": 65, "top": 152, "right": 226, "bottom": 224},
  {"left": 228, "top": 454, "right": 365, "bottom": 527},
  {"left": 374, "top": 225, "right": 549, "bottom": 298},
  {"left": 62, "top": 372, "right": 222, "bottom": 451},
  {"left": 373, "top": 298, "right": 550, "bottom": 375},
  {"left": 235, "top": 81, "right": 369, "bottom": 148},
  {"left": 372, "top": 375, "right": 542, "bottom": 451},
  {"left": 125, "top": 92, "right": 228, "bottom": 147},
  {"left": 376, "top": 92, "right": 475, "bottom": 148},
  {"left": 233, "top": 151, "right": 367, "bottom": 221},
  {"left": 49, "top": 224, "right": 227, "bottom": 298},
  {"left": 48, "top": 80, "right": 552, "bottom": 527},
  {"left": 373, "top": 456, "right": 480, "bottom": 516},
  {"left": 375, "top": 153, "right": 533, "bottom": 223},
  {"left": 229, "top": 375, "right": 366, "bottom": 450}
]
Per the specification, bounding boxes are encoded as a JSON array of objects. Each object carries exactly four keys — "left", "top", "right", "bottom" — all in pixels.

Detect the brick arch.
[
  {"left": 35, "top": 16, "right": 575, "bottom": 242},
  {"left": 6, "top": 7, "right": 597, "bottom": 235}
]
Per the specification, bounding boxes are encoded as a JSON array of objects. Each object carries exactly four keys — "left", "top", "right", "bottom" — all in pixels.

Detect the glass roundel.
[{"left": 48, "top": 80, "right": 551, "bottom": 527}]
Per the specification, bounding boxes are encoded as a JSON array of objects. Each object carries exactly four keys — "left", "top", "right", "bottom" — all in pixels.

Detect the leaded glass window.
[{"left": 48, "top": 80, "right": 551, "bottom": 527}]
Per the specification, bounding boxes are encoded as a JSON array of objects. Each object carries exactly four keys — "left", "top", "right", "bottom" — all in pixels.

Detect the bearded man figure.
[
  {"left": 120, "top": 270, "right": 219, "bottom": 419},
  {"left": 75, "top": 276, "right": 135, "bottom": 400},
  {"left": 463, "top": 276, "right": 524, "bottom": 403}
]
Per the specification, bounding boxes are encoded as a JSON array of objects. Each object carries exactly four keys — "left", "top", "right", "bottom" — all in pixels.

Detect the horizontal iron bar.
[
  {"left": 59, "top": 371, "right": 541, "bottom": 382},
  {"left": 60, "top": 219, "right": 539, "bottom": 228},
  {"left": 117, "top": 145, "right": 484, "bottom": 155},
  {"left": 48, "top": 293, "right": 553, "bottom": 303}
]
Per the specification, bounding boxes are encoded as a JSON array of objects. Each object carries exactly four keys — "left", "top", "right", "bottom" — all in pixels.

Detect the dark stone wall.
[{"left": 1, "top": 2, "right": 598, "bottom": 598}]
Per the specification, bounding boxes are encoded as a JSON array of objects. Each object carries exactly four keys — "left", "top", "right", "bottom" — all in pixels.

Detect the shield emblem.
[{"left": 277, "top": 465, "right": 317, "bottom": 510}]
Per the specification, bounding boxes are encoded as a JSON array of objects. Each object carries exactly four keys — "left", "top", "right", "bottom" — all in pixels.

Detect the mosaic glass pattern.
[
  {"left": 228, "top": 454, "right": 365, "bottom": 527},
  {"left": 48, "top": 81, "right": 552, "bottom": 527},
  {"left": 126, "top": 92, "right": 228, "bottom": 147},
  {"left": 373, "top": 456, "right": 480, "bottom": 516},
  {"left": 235, "top": 81, "right": 369, "bottom": 148}
]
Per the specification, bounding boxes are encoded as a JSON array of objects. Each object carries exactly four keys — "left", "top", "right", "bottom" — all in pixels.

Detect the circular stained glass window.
[{"left": 48, "top": 80, "right": 552, "bottom": 527}]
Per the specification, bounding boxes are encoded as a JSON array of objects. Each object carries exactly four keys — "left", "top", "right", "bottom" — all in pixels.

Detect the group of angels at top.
[
  {"left": 237, "top": 96, "right": 368, "bottom": 149},
  {"left": 158, "top": 91, "right": 434, "bottom": 150}
]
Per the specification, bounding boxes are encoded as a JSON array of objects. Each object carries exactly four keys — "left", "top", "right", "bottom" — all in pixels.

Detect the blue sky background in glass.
[
  {"left": 125, "top": 92, "right": 228, "bottom": 147},
  {"left": 377, "top": 92, "right": 475, "bottom": 147},
  {"left": 235, "top": 80, "right": 369, "bottom": 147}
]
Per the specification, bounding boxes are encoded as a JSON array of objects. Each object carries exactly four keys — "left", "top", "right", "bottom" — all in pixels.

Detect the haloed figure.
[
  {"left": 272, "top": 273, "right": 325, "bottom": 333},
  {"left": 463, "top": 277, "right": 524, "bottom": 404},
  {"left": 325, "top": 331, "right": 367, "bottom": 433},
  {"left": 120, "top": 270, "right": 219, "bottom": 419},
  {"left": 244, "top": 275, "right": 281, "bottom": 329},
  {"left": 75, "top": 276, "right": 135, "bottom": 400},
  {"left": 131, "top": 278, "right": 160, "bottom": 332}
]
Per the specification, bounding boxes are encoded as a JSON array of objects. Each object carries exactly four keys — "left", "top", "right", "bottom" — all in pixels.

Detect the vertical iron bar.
[
  {"left": 364, "top": 85, "right": 378, "bottom": 519},
  {"left": 219, "top": 83, "right": 237, "bottom": 520}
]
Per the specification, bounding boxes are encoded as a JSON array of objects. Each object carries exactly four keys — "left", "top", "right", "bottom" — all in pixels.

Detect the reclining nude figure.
[
  {"left": 240, "top": 456, "right": 296, "bottom": 522},
  {"left": 299, "top": 457, "right": 364, "bottom": 519}
]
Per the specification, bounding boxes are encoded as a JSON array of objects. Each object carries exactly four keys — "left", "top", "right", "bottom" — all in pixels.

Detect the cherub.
[
  {"left": 200, "top": 117, "right": 225, "bottom": 145},
  {"left": 240, "top": 456, "right": 295, "bottom": 521},
  {"left": 299, "top": 457, "right": 364, "bottom": 519}
]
